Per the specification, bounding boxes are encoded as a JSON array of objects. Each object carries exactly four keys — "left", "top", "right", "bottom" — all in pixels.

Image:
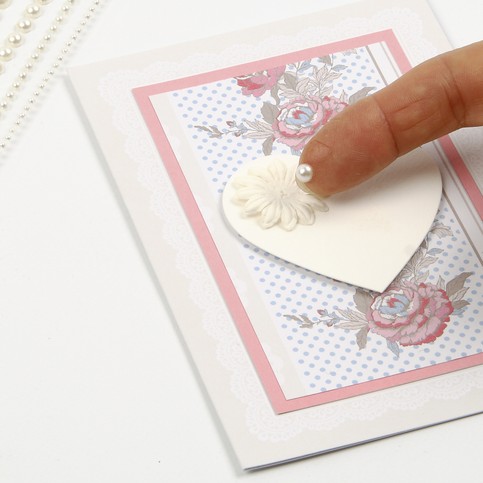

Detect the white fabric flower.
[{"left": 232, "top": 159, "right": 328, "bottom": 231}]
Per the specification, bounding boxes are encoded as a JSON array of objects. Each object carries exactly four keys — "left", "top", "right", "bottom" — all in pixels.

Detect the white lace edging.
[{"left": 98, "top": 8, "right": 482, "bottom": 443}]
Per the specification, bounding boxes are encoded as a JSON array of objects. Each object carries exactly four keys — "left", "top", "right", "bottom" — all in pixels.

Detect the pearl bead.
[
  {"left": 1, "top": 0, "right": 101, "bottom": 152},
  {"left": 17, "top": 19, "right": 33, "bottom": 33},
  {"left": 0, "top": 47, "right": 14, "bottom": 61},
  {"left": 26, "top": 4, "right": 42, "bottom": 18},
  {"left": 295, "top": 163, "right": 314, "bottom": 184},
  {"left": 7, "top": 33, "right": 23, "bottom": 48}
]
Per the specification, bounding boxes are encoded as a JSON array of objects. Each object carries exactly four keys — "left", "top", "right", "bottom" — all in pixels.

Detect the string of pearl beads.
[
  {"left": 0, "top": 1, "right": 55, "bottom": 76},
  {"left": 0, "top": 0, "right": 103, "bottom": 151},
  {"left": 0, "top": 1, "right": 74, "bottom": 118}
]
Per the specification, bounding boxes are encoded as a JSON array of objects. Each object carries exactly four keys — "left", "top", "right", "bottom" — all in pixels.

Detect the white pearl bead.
[
  {"left": 0, "top": 47, "right": 14, "bottom": 61},
  {"left": 17, "top": 19, "right": 33, "bottom": 33},
  {"left": 26, "top": 4, "right": 42, "bottom": 18},
  {"left": 0, "top": 0, "right": 12, "bottom": 9},
  {"left": 295, "top": 163, "right": 314, "bottom": 184},
  {"left": 35, "top": 0, "right": 53, "bottom": 5},
  {"left": 7, "top": 33, "right": 23, "bottom": 48}
]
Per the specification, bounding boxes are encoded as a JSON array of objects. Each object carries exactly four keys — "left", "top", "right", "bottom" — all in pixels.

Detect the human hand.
[{"left": 298, "top": 41, "right": 483, "bottom": 196}]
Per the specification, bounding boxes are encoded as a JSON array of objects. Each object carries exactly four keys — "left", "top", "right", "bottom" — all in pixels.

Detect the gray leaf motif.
[
  {"left": 431, "top": 222, "right": 453, "bottom": 238},
  {"left": 318, "top": 55, "right": 332, "bottom": 65},
  {"left": 453, "top": 300, "right": 470, "bottom": 311},
  {"left": 446, "top": 272, "right": 472, "bottom": 298},
  {"left": 283, "top": 314, "right": 316, "bottom": 328},
  {"left": 436, "top": 276, "right": 446, "bottom": 290},
  {"left": 296, "top": 77, "right": 311, "bottom": 96},
  {"left": 261, "top": 102, "right": 279, "bottom": 124},
  {"left": 262, "top": 136, "right": 274, "bottom": 156},
  {"left": 349, "top": 86, "right": 376, "bottom": 105},
  {"left": 283, "top": 72, "right": 297, "bottom": 90},
  {"left": 353, "top": 287, "right": 373, "bottom": 314},
  {"left": 356, "top": 326, "right": 369, "bottom": 349},
  {"left": 194, "top": 124, "right": 223, "bottom": 139},
  {"left": 270, "top": 85, "right": 280, "bottom": 105},
  {"left": 243, "top": 119, "right": 273, "bottom": 139}
]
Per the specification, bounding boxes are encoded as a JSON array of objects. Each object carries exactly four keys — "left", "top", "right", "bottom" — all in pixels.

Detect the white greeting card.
[{"left": 69, "top": 0, "right": 482, "bottom": 469}]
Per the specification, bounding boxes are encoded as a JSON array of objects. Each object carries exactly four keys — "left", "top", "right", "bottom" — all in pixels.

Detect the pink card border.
[{"left": 133, "top": 30, "right": 483, "bottom": 414}]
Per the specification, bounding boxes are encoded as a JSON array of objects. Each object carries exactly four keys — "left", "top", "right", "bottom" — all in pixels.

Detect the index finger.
[{"left": 299, "top": 41, "right": 483, "bottom": 196}]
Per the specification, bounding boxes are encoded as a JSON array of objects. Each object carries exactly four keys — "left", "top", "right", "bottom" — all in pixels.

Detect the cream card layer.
[
  {"left": 69, "top": 0, "right": 483, "bottom": 470},
  {"left": 133, "top": 28, "right": 482, "bottom": 413}
]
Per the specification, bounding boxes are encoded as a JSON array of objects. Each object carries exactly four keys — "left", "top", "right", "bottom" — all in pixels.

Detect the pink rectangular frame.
[{"left": 133, "top": 30, "right": 483, "bottom": 413}]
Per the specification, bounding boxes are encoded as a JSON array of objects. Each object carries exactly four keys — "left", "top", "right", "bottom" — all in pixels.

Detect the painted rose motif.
[
  {"left": 272, "top": 95, "right": 347, "bottom": 151},
  {"left": 196, "top": 55, "right": 370, "bottom": 155},
  {"left": 367, "top": 281, "right": 454, "bottom": 346},
  {"left": 235, "top": 66, "right": 285, "bottom": 97},
  {"left": 287, "top": 223, "right": 472, "bottom": 358}
]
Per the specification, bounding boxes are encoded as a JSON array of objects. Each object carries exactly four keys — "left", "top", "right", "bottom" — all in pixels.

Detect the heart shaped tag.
[{"left": 222, "top": 151, "right": 441, "bottom": 292}]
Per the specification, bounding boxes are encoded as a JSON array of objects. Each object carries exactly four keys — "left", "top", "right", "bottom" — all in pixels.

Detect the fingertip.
[{"left": 299, "top": 137, "right": 336, "bottom": 197}]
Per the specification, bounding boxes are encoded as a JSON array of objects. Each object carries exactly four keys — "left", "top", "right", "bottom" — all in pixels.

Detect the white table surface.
[{"left": 0, "top": 1, "right": 481, "bottom": 481}]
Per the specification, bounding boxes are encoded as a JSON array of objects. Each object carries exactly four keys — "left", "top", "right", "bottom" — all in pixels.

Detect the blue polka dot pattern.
[{"left": 164, "top": 46, "right": 482, "bottom": 396}]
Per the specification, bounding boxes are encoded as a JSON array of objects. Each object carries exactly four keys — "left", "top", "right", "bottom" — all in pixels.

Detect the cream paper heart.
[{"left": 222, "top": 152, "right": 442, "bottom": 292}]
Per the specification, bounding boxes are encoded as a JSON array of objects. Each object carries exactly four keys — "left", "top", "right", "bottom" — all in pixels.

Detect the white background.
[{"left": 0, "top": 1, "right": 481, "bottom": 481}]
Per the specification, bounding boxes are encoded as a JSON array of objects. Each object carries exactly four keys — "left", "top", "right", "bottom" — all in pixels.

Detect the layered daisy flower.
[{"left": 232, "top": 159, "right": 328, "bottom": 231}]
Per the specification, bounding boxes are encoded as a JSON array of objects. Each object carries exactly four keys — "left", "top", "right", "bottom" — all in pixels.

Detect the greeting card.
[{"left": 69, "top": 0, "right": 482, "bottom": 469}]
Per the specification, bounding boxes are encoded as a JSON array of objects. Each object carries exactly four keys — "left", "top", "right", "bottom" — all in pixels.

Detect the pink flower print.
[
  {"left": 367, "top": 282, "right": 454, "bottom": 346},
  {"left": 235, "top": 66, "right": 285, "bottom": 97},
  {"left": 272, "top": 95, "right": 347, "bottom": 151}
]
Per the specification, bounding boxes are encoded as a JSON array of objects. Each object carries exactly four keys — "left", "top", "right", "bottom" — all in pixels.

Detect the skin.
[{"left": 299, "top": 41, "right": 483, "bottom": 197}]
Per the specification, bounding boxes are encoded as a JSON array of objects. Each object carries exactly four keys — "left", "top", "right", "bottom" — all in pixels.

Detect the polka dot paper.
[{"left": 134, "top": 31, "right": 483, "bottom": 413}]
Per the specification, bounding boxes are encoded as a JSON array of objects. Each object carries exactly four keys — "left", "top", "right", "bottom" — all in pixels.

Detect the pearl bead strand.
[
  {"left": 0, "top": 1, "right": 74, "bottom": 114},
  {"left": 0, "top": 1, "right": 55, "bottom": 75},
  {"left": 0, "top": 0, "right": 103, "bottom": 151}
]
